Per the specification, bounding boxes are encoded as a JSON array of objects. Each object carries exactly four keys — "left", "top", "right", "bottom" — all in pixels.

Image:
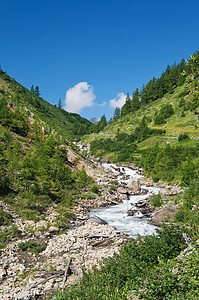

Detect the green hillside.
[
  {"left": 0, "top": 69, "right": 98, "bottom": 249},
  {"left": 0, "top": 69, "right": 93, "bottom": 140},
  {"left": 82, "top": 51, "right": 199, "bottom": 185},
  {"left": 84, "top": 84, "right": 199, "bottom": 145}
]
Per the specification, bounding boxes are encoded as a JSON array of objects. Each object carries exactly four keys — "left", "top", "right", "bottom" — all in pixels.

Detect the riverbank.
[
  {"left": 0, "top": 162, "right": 130, "bottom": 299},
  {"left": 0, "top": 160, "right": 183, "bottom": 299}
]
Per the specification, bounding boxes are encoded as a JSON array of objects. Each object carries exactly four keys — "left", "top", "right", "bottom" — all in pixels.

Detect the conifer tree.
[
  {"left": 31, "top": 85, "right": 34, "bottom": 93},
  {"left": 58, "top": 98, "right": 62, "bottom": 109},
  {"left": 34, "top": 86, "right": 40, "bottom": 96},
  {"left": 184, "top": 51, "right": 199, "bottom": 109},
  {"left": 113, "top": 107, "right": 121, "bottom": 120},
  {"left": 121, "top": 93, "right": 131, "bottom": 116}
]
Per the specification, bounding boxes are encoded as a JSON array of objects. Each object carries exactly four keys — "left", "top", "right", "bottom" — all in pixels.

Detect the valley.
[{"left": 0, "top": 50, "right": 199, "bottom": 299}]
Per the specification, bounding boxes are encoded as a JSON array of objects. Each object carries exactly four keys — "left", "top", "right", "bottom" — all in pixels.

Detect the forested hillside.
[
  {"left": 0, "top": 70, "right": 98, "bottom": 250},
  {"left": 0, "top": 70, "right": 93, "bottom": 139},
  {"left": 83, "top": 50, "right": 199, "bottom": 186},
  {"left": 0, "top": 97, "right": 95, "bottom": 246}
]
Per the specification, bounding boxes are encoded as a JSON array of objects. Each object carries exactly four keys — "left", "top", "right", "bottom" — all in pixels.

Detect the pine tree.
[
  {"left": 131, "top": 88, "right": 140, "bottom": 112},
  {"left": 184, "top": 51, "right": 199, "bottom": 109},
  {"left": 113, "top": 107, "right": 121, "bottom": 120},
  {"left": 121, "top": 93, "right": 131, "bottom": 116},
  {"left": 31, "top": 85, "right": 34, "bottom": 93},
  {"left": 96, "top": 114, "right": 107, "bottom": 132},
  {"left": 35, "top": 86, "right": 40, "bottom": 96},
  {"left": 58, "top": 98, "right": 62, "bottom": 109}
]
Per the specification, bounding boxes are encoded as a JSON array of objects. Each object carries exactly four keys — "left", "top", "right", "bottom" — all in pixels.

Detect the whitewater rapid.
[{"left": 89, "top": 163, "right": 160, "bottom": 237}]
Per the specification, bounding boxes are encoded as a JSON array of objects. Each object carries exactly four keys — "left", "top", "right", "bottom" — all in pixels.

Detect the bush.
[
  {"left": 91, "top": 184, "right": 101, "bottom": 194},
  {"left": 19, "top": 240, "right": 46, "bottom": 255},
  {"left": 150, "top": 193, "right": 163, "bottom": 207},
  {"left": 178, "top": 132, "right": 189, "bottom": 141},
  {"left": 175, "top": 180, "right": 199, "bottom": 236},
  {"left": 0, "top": 226, "right": 22, "bottom": 249},
  {"left": 0, "top": 210, "right": 13, "bottom": 226},
  {"left": 139, "top": 248, "right": 199, "bottom": 299},
  {"left": 154, "top": 112, "right": 165, "bottom": 125},
  {"left": 110, "top": 185, "right": 117, "bottom": 191},
  {"left": 54, "top": 206, "right": 75, "bottom": 229},
  {"left": 154, "top": 104, "right": 174, "bottom": 125}
]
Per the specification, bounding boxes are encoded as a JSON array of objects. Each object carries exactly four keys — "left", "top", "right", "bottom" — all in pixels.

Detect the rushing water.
[{"left": 90, "top": 163, "right": 160, "bottom": 237}]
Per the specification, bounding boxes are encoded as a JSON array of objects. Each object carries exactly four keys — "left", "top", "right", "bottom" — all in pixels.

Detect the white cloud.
[
  {"left": 64, "top": 82, "right": 96, "bottom": 113},
  {"left": 109, "top": 93, "right": 126, "bottom": 109}
]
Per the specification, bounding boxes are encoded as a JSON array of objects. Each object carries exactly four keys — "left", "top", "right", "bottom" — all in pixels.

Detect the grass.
[
  {"left": 0, "top": 225, "right": 22, "bottom": 249},
  {"left": 82, "top": 84, "right": 199, "bottom": 154},
  {"left": 18, "top": 240, "right": 46, "bottom": 255}
]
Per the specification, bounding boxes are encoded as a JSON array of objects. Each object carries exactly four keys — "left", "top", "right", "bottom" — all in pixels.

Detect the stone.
[
  {"left": 48, "top": 226, "right": 60, "bottom": 233},
  {"left": 127, "top": 177, "right": 141, "bottom": 193},
  {"left": 45, "top": 280, "right": 54, "bottom": 290},
  {"left": 127, "top": 209, "right": 137, "bottom": 216},
  {"left": 150, "top": 205, "right": 177, "bottom": 225},
  {"left": 118, "top": 187, "right": 128, "bottom": 194},
  {"left": 87, "top": 216, "right": 107, "bottom": 225},
  {"left": 0, "top": 267, "right": 7, "bottom": 280}
]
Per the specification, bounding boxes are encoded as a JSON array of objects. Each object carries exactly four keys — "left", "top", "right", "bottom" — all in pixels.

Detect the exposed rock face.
[
  {"left": 150, "top": 205, "right": 177, "bottom": 225},
  {"left": 127, "top": 177, "right": 141, "bottom": 194}
]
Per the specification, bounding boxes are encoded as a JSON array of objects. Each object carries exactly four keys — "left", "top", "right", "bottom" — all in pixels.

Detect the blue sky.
[{"left": 1, "top": 0, "right": 199, "bottom": 121}]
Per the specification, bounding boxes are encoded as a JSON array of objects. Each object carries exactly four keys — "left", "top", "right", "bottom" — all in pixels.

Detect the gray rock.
[
  {"left": 48, "top": 226, "right": 60, "bottom": 233},
  {"left": 150, "top": 205, "right": 177, "bottom": 225},
  {"left": 0, "top": 267, "right": 7, "bottom": 280},
  {"left": 87, "top": 216, "right": 107, "bottom": 225},
  {"left": 127, "top": 209, "right": 137, "bottom": 216},
  {"left": 127, "top": 177, "right": 141, "bottom": 193}
]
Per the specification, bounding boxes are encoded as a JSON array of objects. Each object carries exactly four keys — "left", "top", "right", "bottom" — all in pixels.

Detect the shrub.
[
  {"left": 138, "top": 248, "right": 199, "bottom": 299},
  {"left": 0, "top": 226, "right": 22, "bottom": 249},
  {"left": 110, "top": 185, "right": 117, "bottom": 191},
  {"left": 54, "top": 207, "right": 75, "bottom": 229},
  {"left": 55, "top": 225, "right": 186, "bottom": 299},
  {"left": 178, "top": 132, "right": 189, "bottom": 141},
  {"left": 91, "top": 184, "right": 101, "bottom": 194},
  {"left": 19, "top": 240, "right": 46, "bottom": 255},
  {"left": 154, "top": 104, "right": 174, "bottom": 125},
  {"left": 0, "top": 210, "right": 13, "bottom": 226},
  {"left": 154, "top": 112, "right": 165, "bottom": 125},
  {"left": 150, "top": 193, "right": 163, "bottom": 207}
]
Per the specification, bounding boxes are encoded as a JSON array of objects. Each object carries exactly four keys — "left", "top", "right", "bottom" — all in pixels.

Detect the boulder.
[
  {"left": 140, "top": 207, "right": 154, "bottom": 215},
  {"left": 150, "top": 205, "right": 177, "bottom": 225},
  {"left": 127, "top": 177, "right": 141, "bottom": 193},
  {"left": 87, "top": 216, "right": 107, "bottom": 225},
  {"left": 135, "top": 200, "right": 148, "bottom": 208},
  {"left": 48, "top": 226, "right": 60, "bottom": 233}
]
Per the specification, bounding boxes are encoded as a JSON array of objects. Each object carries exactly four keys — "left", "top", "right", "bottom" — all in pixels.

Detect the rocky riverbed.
[
  {"left": 0, "top": 162, "right": 132, "bottom": 299},
  {"left": 0, "top": 160, "right": 183, "bottom": 299}
]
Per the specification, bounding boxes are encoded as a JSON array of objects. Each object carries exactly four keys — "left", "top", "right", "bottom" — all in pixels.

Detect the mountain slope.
[
  {"left": 82, "top": 51, "right": 199, "bottom": 186},
  {"left": 0, "top": 69, "right": 93, "bottom": 139}
]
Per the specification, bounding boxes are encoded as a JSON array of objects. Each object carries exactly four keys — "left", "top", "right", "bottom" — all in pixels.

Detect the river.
[{"left": 89, "top": 163, "right": 160, "bottom": 237}]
